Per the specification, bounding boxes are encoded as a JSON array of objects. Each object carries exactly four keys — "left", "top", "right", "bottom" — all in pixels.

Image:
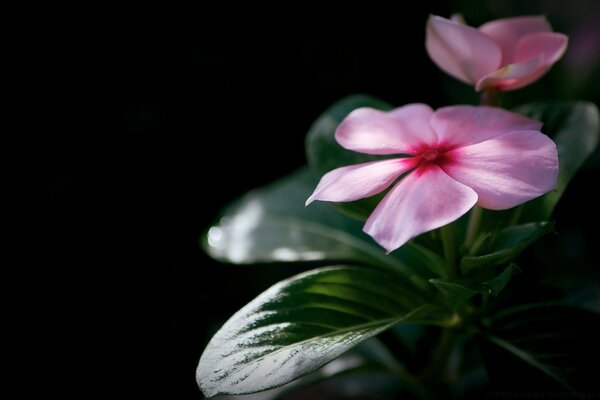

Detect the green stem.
[
  {"left": 464, "top": 206, "right": 482, "bottom": 251},
  {"left": 379, "top": 331, "right": 435, "bottom": 399},
  {"left": 440, "top": 225, "right": 458, "bottom": 277},
  {"left": 508, "top": 204, "right": 524, "bottom": 226},
  {"left": 421, "top": 328, "right": 455, "bottom": 391},
  {"left": 480, "top": 88, "right": 500, "bottom": 106}
]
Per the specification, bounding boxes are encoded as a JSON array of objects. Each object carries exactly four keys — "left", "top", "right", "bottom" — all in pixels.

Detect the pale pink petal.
[
  {"left": 364, "top": 166, "right": 478, "bottom": 252},
  {"left": 387, "top": 104, "right": 438, "bottom": 145},
  {"left": 513, "top": 32, "right": 568, "bottom": 65},
  {"left": 306, "top": 158, "right": 415, "bottom": 205},
  {"left": 475, "top": 57, "right": 541, "bottom": 91},
  {"left": 335, "top": 106, "right": 437, "bottom": 155},
  {"left": 431, "top": 106, "right": 542, "bottom": 147},
  {"left": 477, "top": 32, "right": 570, "bottom": 91},
  {"left": 426, "top": 15, "right": 502, "bottom": 84},
  {"left": 443, "top": 130, "right": 558, "bottom": 210},
  {"left": 479, "top": 16, "right": 551, "bottom": 64}
]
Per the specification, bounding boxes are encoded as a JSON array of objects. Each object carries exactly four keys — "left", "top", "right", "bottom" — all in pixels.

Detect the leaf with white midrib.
[{"left": 197, "top": 266, "right": 450, "bottom": 397}]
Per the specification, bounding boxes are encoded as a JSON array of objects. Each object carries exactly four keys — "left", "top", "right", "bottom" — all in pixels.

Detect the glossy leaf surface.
[{"left": 197, "top": 266, "right": 452, "bottom": 397}]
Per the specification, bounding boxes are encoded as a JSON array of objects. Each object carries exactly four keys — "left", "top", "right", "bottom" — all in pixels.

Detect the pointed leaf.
[
  {"left": 481, "top": 304, "right": 600, "bottom": 392},
  {"left": 482, "top": 263, "right": 521, "bottom": 295},
  {"left": 429, "top": 280, "right": 478, "bottom": 309},
  {"left": 430, "top": 264, "right": 521, "bottom": 308},
  {"left": 197, "top": 266, "right": 453, "bottom": 397},
  {"left": 461, "top": 222, "right": 554, "bottom": 273}
]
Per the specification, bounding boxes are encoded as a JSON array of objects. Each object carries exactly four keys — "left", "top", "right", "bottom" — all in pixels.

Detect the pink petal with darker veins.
[
  {"left": 364, "top": 166, "right": 477, "bottom": 252},
  {"left": 426, "top": 15, "right": 502, "bottom": 84},
  {"left": 443, "top": 130, "right": 558, "bottom": 210},
  {"left": 431, "top": 105, "right": 542, "bottom": 147},
  {"left": 306, "top": 158, "right": 415, "bottom": 206}
]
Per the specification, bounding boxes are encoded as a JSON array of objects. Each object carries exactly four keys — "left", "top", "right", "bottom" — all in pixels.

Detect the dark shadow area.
[{"left": 5, "top": 1, "right": 598, "bottom": 398}]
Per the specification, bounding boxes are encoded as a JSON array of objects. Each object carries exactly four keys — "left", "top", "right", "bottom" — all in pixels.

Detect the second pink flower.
[{"left": 426, "top": 15, "right": 568, "bottom": 91}]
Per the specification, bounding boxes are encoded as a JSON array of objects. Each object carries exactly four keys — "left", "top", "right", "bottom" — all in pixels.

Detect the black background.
[{"left": 6, "top": 2, "right": 599, "bottom": 398}]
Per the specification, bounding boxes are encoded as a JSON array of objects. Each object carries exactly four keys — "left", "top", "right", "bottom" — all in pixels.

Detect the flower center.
[{"left": 420, "top": 149, "right": 439, "bottom": 162}]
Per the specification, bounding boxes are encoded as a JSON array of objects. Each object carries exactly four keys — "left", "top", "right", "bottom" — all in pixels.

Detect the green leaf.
[
  {"left": 482, "top": 263, "right": 521, "bottom": 295},
  {"left": 481, "top": 304, "right": 600, "bottom": 392},
  {"left": 515, "top": 102, "right": 599, "bottom": 221},
  {"left": 430, "top": 264, "right": 521, "bottom": 308},
  {"left": 203, "top": 168, "right": 367, "bottom": 264},
  {"left": 461, "top": 222, "right": 554, "bottom": 273},
  {"left": 428, "top": 280, "right": 478, "bottom": 309},
  {"left": 197, "top": 266, "right": 453, "bottom": 397},
  {"left": 214, "top": 338, "right": 403, "bottom": 400},
  {"left": 202, "top": 167, "right": 444, "bottom": 288},
  {"left": 396, "top": 242, "right": 448, "bottom": 278},
  {"left": 305, "top": 94, "right": 393, "bottom": 220}
]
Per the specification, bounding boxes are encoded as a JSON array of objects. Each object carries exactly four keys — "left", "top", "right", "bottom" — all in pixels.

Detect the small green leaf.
[
  {"left": 430, "top": 264, "right": 521, "bottom": 308},
  {"left": 428, "top": 279, "right": 478, "bottom": 309},
  {"left": 482, "top": 263, "right": 521, "bottom": 295},
  {"left": 515, "top": 102, "right": 599, "bottom": 221},
  {"left": 481, "top": 304, "right": 600, "bottom": 392},
  {"left": 461, "top": 222, "right": 554, "bottom": 273},
  {"left": 305, "top": 94, "right": 394, "bottom": 220},
  {"left": 395, "top": 242, "right": 448, "bottom": 278},
  {"left": 197, "top": 266, "right": 452, "bottom": 397}
]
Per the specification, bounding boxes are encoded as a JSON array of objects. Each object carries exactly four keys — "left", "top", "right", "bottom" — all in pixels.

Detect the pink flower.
[
  {"left": 426, "top": 15, "right": 568, "bottom": 91},
  {"left": 306, "top": 104, "right": 558, "bottom": 252}
]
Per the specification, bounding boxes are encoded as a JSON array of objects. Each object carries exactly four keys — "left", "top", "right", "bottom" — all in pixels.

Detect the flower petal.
[
  {"left": 476, "top": 32, "right": 570, "bottom": 91},
  {"left": 431, "top": 105, "right": 542, "bottom": 148},
  {"left": 388, "top": 103, "right": 438, "bottom": 145},
  {"left": 514, "top": 32, "right": 568, "bottom": 65},
  {"left": 443, "top": 130, "right": 558, "bottom": 210},
  {"left": 335, "top": 105, "right": 437, "bottom": 155},
  {"left": 306, "top": 158, "right": 415, "bottom": 205},
  {"left": 479, "top": 16, "right": 551, "bottom": 64},
  {"left": 364, "top": 166, "right": 477, "bottom": 252},
  {"left": 426, "top": 15, "right": 502, "bottom": 84},
  {"left": 475, "top": 57, "right": 540, "bottom": 91}
]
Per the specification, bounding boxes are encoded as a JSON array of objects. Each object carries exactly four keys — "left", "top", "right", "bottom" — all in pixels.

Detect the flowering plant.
[{"left": 196, "top": 12, "right": 599, "bottom": 399}]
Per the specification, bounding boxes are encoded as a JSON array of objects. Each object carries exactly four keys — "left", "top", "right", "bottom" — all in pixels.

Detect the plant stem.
[
  {"left": 464, "top": 205, "right": 482, "bottom": 251},
  {"left": 431, "top": 329, "right": 454, "bottom": 378},
  {"left": 440, "top": 225, "right": 458, "bottom": 277},
  {"left": 480, "top": 88, "right": 500, "bottom": 106},
  {"left": 508, "top": 204, "right": 524, "bottom": 226},
  {"left": 421, "top": 328, "right": 456, "bottom": 394}
]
